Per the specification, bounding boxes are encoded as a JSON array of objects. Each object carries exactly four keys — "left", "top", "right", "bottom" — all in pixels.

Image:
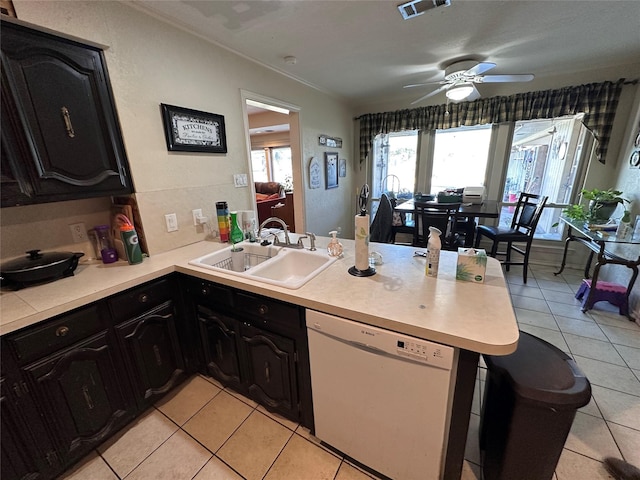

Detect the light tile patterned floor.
[{"left": 60, "top": 266, "right": 640, "bottom": 480}]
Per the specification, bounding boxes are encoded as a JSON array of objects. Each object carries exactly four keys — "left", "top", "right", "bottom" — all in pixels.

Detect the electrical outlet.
[
  {"left": 192, "top": 209, "right": 203, "bottom": 226},
  {"left": 69, "top": 222, "right": 87, "bottom": 243},
  {"left": 165, "top": 213, "right": 178, "bottom": 232}
]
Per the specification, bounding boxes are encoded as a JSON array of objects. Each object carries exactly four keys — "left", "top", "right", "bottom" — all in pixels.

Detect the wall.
[
  {"left": 2, "top": 0, "right": 354, "bottom": 261},
  {"left": 597, "top": 85, "right": 640, "bottom": 318}
]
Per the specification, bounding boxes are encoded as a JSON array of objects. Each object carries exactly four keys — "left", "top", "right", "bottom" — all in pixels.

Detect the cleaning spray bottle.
[
  {"left": 426, "top": 226, "right": 442, "bottom": 277},
  {"left": 327, "top": 230, "right": 343, "bottom": 257}
]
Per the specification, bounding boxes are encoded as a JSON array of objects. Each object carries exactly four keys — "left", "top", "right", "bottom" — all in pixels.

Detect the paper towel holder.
[{"left": 349, "top": 184, "right": 376, "bottom": 277}]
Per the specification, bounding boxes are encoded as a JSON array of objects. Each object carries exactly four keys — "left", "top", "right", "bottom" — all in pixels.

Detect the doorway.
[{"left": 241, "top": 92, "right": 304, "bottom": 234}]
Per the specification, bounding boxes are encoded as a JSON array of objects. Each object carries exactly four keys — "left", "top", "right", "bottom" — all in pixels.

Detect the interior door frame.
[{"left": 240, "top": 90, "right": 305, "bottom": 234}]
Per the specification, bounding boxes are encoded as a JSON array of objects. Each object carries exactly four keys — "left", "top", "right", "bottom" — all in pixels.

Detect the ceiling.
[{"left": 130, "top": 0, "right": 640, "bottom": 109}]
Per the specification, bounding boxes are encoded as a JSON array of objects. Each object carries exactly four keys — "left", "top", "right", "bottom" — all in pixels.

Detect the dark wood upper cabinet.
[{"left": 0, "top": 20, "right": 132, "bottom": 207}]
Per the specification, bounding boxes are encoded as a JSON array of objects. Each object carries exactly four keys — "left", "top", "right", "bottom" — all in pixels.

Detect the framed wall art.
[
  {"left": 325, "top": 152, "right": 338, "bottom": 189},
  {"left": 309, "top": 157, "right": 322, "bottom": 189},
  {"left": 161, "top": 103, "right": 227, "bottom": 153},
  {"left": 339, "top": 158, "right": 347, "bottom": 177},
  {"left": 319, "top": 134, "right": 342, "bottom": 148}
]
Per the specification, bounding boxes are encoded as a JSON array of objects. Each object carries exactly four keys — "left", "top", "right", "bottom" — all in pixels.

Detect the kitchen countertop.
[{"left": 0, "top": 237, "right": 518, "bottom": 355}]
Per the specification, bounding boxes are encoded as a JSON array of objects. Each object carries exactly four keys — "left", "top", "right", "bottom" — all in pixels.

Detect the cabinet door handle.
[
  {"left": 82, "top": 385, "right": 94, "bottom": 410},
  {"left": 265, "top": 361, "right": 271, "bottom": 383},
  {"left": 216, "top": 340, "right": 223, "bottom": 360},
  {"left": 258, "top": 304, "right": 268, "bottom": 315},
  {"left": 56, "top": 326, "right": 70, "bottom": 337},
  {"left": 61, "top": 106, "right": 75, "bottom": 138},
  {"left": 153, "top": 344, "right": 163, "bottom": 366}
]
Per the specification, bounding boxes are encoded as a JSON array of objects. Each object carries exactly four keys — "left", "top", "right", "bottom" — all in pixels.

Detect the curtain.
[{"left": 357, "top": 79, "right": 625, "bottom": 166}]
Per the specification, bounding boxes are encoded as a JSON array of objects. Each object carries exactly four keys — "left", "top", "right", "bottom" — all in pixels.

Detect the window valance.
[{"left": 357, "top": 79, "right": 624, "bottom": 166}]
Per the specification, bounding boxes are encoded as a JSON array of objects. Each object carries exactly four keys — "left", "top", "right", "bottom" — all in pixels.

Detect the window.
[
  {"left": 500, "top": 115, "right": 587, "bottom": 240},
  {"left": 251, "top": 146, "right": 293, "bottom": 188},
  {"left": 431, "top": 126, "right": 492, "bottom": 194},
  {"left": 371, "top": 131, "right": 418, "bottom": 200}
]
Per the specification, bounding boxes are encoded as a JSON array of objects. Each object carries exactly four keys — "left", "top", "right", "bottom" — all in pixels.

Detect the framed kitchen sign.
[
  {"left": 325, "top": 152, "right": 338, "bottom": 189},
  {"left": 161, "top": 104, "right": 227, "bottom": 153}
]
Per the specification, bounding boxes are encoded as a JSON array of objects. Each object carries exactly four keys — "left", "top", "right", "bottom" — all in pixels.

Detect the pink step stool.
[{"left": 575, "top": 279, "right": 629, "bottom": 316}]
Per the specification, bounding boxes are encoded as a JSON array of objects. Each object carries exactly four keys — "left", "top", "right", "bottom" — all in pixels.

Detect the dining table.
[
  {"left": 555, "top": 216, "right": 640, "bottom": 318},
  {"left": 394, "top": 198, "right": 500, "bottom": 247}
]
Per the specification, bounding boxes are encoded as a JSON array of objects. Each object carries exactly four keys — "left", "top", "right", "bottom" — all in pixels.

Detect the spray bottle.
[{"left": 425, "top": 226, "right": 442, "bottom": 277}]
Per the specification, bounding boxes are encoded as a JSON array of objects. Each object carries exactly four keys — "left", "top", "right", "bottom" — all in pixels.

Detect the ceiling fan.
[{"left": 406, "top": 60, "right": 534, "bottom": 105}]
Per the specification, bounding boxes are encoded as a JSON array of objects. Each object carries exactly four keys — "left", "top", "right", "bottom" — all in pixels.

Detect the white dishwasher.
[{"left": 306, "top": 310, "right": 457, "bottom": 480}]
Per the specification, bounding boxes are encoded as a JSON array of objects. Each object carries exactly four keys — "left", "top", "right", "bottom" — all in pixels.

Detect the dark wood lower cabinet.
[
  {"left": 184, "top": 276, "right": 312, "bottom": 428},
  {"left": 1, "top": 375, "right": 56, "bottom": 480},
  {"left": 1, "top": 275, "right": 189, "bottom": 480},
  {"left": 197, "top": 305, "right": 243, "bottom": 390},
  {"left": 240, "top": 323, "right": 299, "bottom": 420},
  {"left": 21, "top": 332, "right": 136, "bottom": 465},
  {"left": 0, "top": 274, "right": 315, "bottom": 480},
  {"left": 115, "top": 301, "right": 186, "bottom": 410}
]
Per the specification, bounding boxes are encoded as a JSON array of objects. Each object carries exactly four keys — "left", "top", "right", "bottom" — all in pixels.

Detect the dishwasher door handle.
[{"left": 348, "top": 340, "right": 385, "bottom": 354}]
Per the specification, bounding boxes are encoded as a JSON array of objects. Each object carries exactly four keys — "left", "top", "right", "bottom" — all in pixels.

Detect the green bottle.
[{"left": 230, "top": 211, "right": 244, "bottom": 244}]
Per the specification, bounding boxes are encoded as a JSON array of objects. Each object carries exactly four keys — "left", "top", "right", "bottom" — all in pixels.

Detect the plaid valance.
[{"left": 357, "top": 79, "right": 625, "bottom": 166}]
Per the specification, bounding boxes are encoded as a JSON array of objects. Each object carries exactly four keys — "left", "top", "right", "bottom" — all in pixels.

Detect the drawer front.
[
  {"left": 235, "top": 292, "right": 302, "bottom": 336},
  {"left": 7, "top": 304, "right": 106, "bottom": 364},
  {"left": 109, "top": 277, "right": 176, "bottom": 322},
  {"left": 188, "top": 279, "right": 234, "bottom": 309}
]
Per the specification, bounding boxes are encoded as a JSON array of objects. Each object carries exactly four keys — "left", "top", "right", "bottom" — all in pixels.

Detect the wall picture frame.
[
  {"left": 339, "top": 158, "right": 347, "bottom": 177},
  {"left": 325, "top": 152, "right": 339, "bottom": 189},
  {"left": 161, "top": 103, "right": 227, "bottom": 153},
  {"left": 309, "top": 157, "right": 322, "bottom": 189}
]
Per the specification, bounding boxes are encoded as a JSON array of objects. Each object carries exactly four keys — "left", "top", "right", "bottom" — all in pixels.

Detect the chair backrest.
[
  {"left": 415, "top": 202, "right": 461, "bottom": 248},
  {"left": 511, "top": 193, "right": 548, "bottom": 237},
  {"left": 370, "top": 193, "right": 394, "bottom": 243}
]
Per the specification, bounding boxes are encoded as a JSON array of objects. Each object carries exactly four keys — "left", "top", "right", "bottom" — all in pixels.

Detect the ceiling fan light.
[{"left": 446, "top": 84, "right": 474, "bottom": 101}]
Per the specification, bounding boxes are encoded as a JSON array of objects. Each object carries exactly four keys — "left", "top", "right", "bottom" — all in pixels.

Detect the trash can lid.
[{"left": 483, "top": 331, "right": 591, "bottom": 409}]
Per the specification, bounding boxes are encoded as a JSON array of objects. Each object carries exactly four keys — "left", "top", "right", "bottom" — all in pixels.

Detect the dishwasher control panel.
[
  {"left": 396, "top": 339, "right": 451, "bottom": 369},
  {"left": 307, "top": 310, "right": 454, "bottom": 371}
]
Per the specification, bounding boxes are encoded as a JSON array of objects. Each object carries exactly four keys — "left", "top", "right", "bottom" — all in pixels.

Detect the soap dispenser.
[{"left": 327, "top": 230, "right": 343, "bottom": 257}]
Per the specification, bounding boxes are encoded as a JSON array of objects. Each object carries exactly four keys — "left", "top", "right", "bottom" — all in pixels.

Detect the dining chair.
[
  {"left": 474, "top": 192, "right": 548, "bottom": 284},
  {"left": 370, "top": 193, "right": 394, "bottom": 243},
  {"left": 414, "top": 202, "right": 461, "bottom": 250}
]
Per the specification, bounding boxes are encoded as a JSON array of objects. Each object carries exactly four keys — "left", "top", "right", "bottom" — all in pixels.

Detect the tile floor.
[{"left": 61, "top": 265, "right": 640, "bottom": 480}]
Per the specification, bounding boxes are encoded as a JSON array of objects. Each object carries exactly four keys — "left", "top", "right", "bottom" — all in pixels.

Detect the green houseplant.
[
  {"left": 559, "top": 188, "right": 629, "bottom": 224},
  {"left": 581, "top": 188, "right": 629, "bottom": 221}
]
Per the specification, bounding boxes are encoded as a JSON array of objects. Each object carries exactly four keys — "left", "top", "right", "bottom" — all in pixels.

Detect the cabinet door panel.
[
  {"left": 1, "top": 21, "right": 132, "bottom": 207},
  {"left": 1, "top": 377, "right": 54, "bottom": 480},
  {"left": 197, "top": 305, "right": 242, "bottom": 389},
  {"left": 240, "top": 324, "right": 298, "bottom": 421},
  {"left": 115, "top": 301, "right": 186, "bottom": 410},
  {"left": 22, "top": 332, "right": 135, "bottom": 464}
]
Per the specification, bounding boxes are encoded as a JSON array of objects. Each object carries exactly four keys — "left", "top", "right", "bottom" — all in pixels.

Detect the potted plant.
[
  {"left": 580, "top": 188, "right": 629, "bottom": 221},
  {"left": 556, "top": 188, "right": 629, "bottom": 226}
]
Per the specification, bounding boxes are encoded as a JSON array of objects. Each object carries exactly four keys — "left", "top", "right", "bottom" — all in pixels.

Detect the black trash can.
[{"left": 480, "top": 331, "right": 591, "bottom": 480}]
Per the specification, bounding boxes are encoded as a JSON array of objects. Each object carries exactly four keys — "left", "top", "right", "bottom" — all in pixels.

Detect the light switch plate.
[
  {"left": 233, "top": 174, "right": 248, "bottom": 187},
  {"left": 165, "top": 213, "right": 178, "bottom": 232},
  {"left": 192, "top": 209, "right": 203, "bottom": 226}
]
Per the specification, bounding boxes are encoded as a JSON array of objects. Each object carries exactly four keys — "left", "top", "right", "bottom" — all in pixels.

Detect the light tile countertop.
[{"left": 1, "top": 237, "right": 518, "bottom": 355}]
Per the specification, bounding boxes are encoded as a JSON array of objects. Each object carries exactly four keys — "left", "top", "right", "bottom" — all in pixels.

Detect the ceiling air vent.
[{"left": 397, "top": 0, "right": 451, "bottom": 20}]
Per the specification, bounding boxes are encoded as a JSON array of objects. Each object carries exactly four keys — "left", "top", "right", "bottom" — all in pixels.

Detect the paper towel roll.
[{"left": 355, "top": 214, "right": 370, "bottom": 271}]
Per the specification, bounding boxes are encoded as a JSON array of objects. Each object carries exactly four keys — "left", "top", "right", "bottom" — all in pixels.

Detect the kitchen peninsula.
[{"left": 1, "top": 237, "right": 518, "bottom": 480}]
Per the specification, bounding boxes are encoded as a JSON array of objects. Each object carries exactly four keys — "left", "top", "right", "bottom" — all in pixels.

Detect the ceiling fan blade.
[
  {"left": 479, "top": 74, "right": 534, "bottom": 83},
  {"left": 403, "top": 80, "right": 443, "bottom": 89},
  {"left": 464, "top": 62, "right": 496, "bottom": 76},
  {"left": 410, "top": 84, "right": 451, "bottom": 105}
]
